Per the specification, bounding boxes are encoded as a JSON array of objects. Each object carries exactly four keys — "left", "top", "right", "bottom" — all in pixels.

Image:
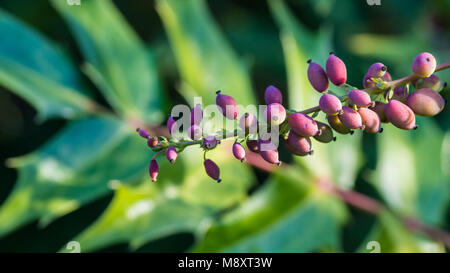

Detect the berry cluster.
[{"left": 138, "top": 52, "right": 448, "bottom": 183}]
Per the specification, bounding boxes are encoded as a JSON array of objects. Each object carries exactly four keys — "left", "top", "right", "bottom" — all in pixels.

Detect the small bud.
[
  {"left": 358, "top": 108, "right": 381, "bottom": 134},
  {"left": 239, "top": 113, "right": 258, "bottom": 134},
  {"left": 385, "top": 100, "right": 417, "bottom": 130},
  {"left": 319, "top": 94, "right": 342, "bottom": 115},
  {"left": 258, "top": 140, "right": 281, "bottom": 165},
  {"left": 392, "top": 87, "right": 408, "bottom": 102},
  {"left": 203, "top": 136, "right": 218, "bottom": 149},
  {"left": 348, "top": 90, "right": 372, "bottom": 107},
  {"left": 412, "top": 52, "right": 436, "bottom": 78},
  {"left": 188, "top": 125, "right": 202, "bottom": 140},
  {"left": 166, "top": 147, "right": 178, "bottom": 164},
  {"left": 204, "top": 159, "right": 221, "bottom": 183},
  {"left": 286, "top": 131, "right": 313, "bottom": 156},
  {"left": 264, "top": 103, "right": 286, "bottom": 126},
  {"left": 406, "top": 88, "right": 445, "bottom": 117},
  {"left": 370, "top": 101, "right": 388, "bottom": 123},
  {"left": 216, "top": 91, "right": 239, "bottom": 120},
  {"left": 232, "top": 142, "right": 246, "bottom": 162},
  {"left": 264, "top": 85, "right": 283, "bottom": 104},
  {"left": 147, "top": 137, "right": 159, "bottom": 148},
  {"left": 167, "top": 116, "right": 176, "bottom": 135},
  {"left": 313, "top": 121, "right": 335, "bottom": 143},
  {"left": 190, "top": 104, "right": 203, "bottom": 125},
  {"left": 307, "top": 60, "right": 329, "bottom": 93},
  {"left": 326, "top": 52, "right": 347, "bottom": 86},
  {"left": 327, "top": 114, "right": 351, "bottom": 135},
  {"left": 149, "top": 159, "right": 159, "bottom": 182},
  {"left": 137, "top": 128, "right": 150, "bottom": 139},
  {"left": 367, "top": 62, "right": 387, "bottom": 78},
  {"left": 338, "top": 106, "right": 363, "bottom": 130},
  {"left": 288, "top": 113, "right": 320, "bottom": 137},
  {"left": 246, "top": 140, "right": 259, "bottom": 153}
]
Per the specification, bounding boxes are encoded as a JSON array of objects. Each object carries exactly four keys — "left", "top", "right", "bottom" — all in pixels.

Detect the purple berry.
[
  {"left": 188, "top": 124, "right": 202, "bottom": 140},
  {"left": 384, "top": 100, "right": 417, "bottom": 130},
  {"left": 246, "top": 140, "right": 259, "bottom": 153},
  {"left": 326, "top": 52, "right": 347, "bottom": 86},
  {"left": 391, "top": 87, "right": 407, "bottom": 102},
  {"left": 319, "top": 94, "right": 342, "bottom": 115},
  {"left": 338, "top": 106, "right": 363, "bottom": 129},
  {"left": 370, "top": 101, "right": 388, "bottom": 123},
  {"left": 149, "top": 159, "right": 159, "bottom": 182},
  {"left": 239, "top": 113, "right": 258, "bottom": 134},
  {"left": 232, "top": 142, "right": 246, "bottom": 162},
  {"left": 406, "top": 88, "right": 445, "bottom": 117},
  {"left": 348, "top": 90, "right": 372, "bottom": 107},
  {"left": 258, "top": 140, "right": 281, "bottom": 165},
  {"left": 190, "top": 104, "right": 203, "bottom": 125},
  {"left": 358, "top": 108, "right": 381, "bottom": 134},
  {"left": 382, "top": 72, "right": 392, "bottom": 82},
  {"left": 216, "top": 91, "right": 239, "bottom": 120},
  {"left": 167, "top": 116, "right": 176, "bottom": 135},
  {"left": 412, "top": 52, "right": 436, "bottom": 78},
  {"left": 203, "top": 136, "right": 218, "bottom": 149},
  {"left": 307, "top": 60, "right": 329, "bottom": 93},
  {"left": 166, "top": 147, "right": 178, "bottom": 164},
  {"left": 286, "top": 131, "right": 313, "bottom": 156},
  {"left": 264, "top": 103, "right": 286, "bottom": 126},
  {"left": 327, "top": 114, "right": 351, "bottom": 135},
  {"left": 288, "top": 113, "right": 320, "bottom": 137},
  {"left": 313, "top": 121, "right": 336, "bottom": 143},
  {"left": 204, "top": 159, "right": 221, "bottom": 183},
  {"left": 363, "top": 74, "right": 375, "bottom": 89},
  {"left": 264, "top": 85, "right": 283, "bottom": 104},
  {"left": 137, "top": 128, "right": 150, "bottom": 139},
  {"left": 367, "top": 62, "right": 387, "bottom": 78},
  {"left": 414, "top": 74, "right": 442, "bottom": 91},
  {"left": 147, "top": 137, "right": 158, "bottom": 148}
]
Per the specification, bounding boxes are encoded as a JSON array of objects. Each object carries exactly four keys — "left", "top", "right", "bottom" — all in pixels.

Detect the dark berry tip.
[
  {"left": 350, "top": 130, "right": 355, "bottom": 135},
  {"left": 381, "top": 66, "right": 387, "bottom": 71},
  {"left": 307, "top": 59, "right": 312, "bottom": 64},
  {"left": 216, "top": 90, "right": 221, "bottom": 95},
  {"left": 217, "top": 179, "right": 222, "bottom": 183},
  {"left": 444, "top": 82, "right": 448, "bottom": 88},
  {"left": 240, "top": 158, "right": 245, "bottom": 163},
  {"left": 444, "top": 99, "right": 448, "bottom": 105},
  {"left": 426, "top": 58, "right": 430, "bottom": 62},
  {"left": 244, "top": 112, "right": 249, "bottom": 118},
  {"left": 413, "top": 125, "right": 419, "bottom": 130},
  {"left": 333, "top": 137, "right": 337, "bottom": 142},
  {"left": 136, "top": 128, "right": 140, "bottom": 132},
  {"left": 276, "top": 162, "right": 282, "bottom": 166},
  {"left": 309, "top": 150, "right": 314, "bottom": 156},
  {"left": 329, "top": 51, "right": 335, "bottom": 55},
  {"left": 379, "top": 128, "right": 384, "bottom": 133}
]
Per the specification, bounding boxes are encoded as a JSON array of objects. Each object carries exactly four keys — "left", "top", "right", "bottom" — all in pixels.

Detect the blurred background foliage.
[{"left": 0, "top": 0, "right": 449, "bottom": 253}]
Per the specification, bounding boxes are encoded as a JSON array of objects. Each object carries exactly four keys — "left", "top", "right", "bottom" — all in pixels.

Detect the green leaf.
[
  {"left": 269, "top": 0, "right": 362, "bottom": 189},
  {"left": 0, "top": 9, "right": 94, "bottom": 120},
  {"left": 372, "top": 119, "right": 449, "bottom": 225},
  {"left": 52, "top": 0, "right": 164, "bottom": 123},
  {"left": 0, "top": 116, "right": 150, "bottom": 237},
  {"left": 193, "top": 168, "right": 347, "bottom": 253},
  {"left": 156, "top": 0, "right": 255, "bottom": 105}
]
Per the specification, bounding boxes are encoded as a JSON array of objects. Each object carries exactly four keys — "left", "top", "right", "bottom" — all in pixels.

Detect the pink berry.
[
  {"left": 203, "top": 136, "right": 218, "bottom": 149},
  {"left": 190, "top": 104, "right": 203, "bottom": 125},
  {"left": 264, "top": 85, "right": 283, "bottom": 104},
  {"left": 367, "top": 62, "right": 387, "bottom": 78},
  {"left": 239, "top": 113, "right": 258, "bottom": 134},
  {"left": 307, "top": 60, "right": 329, "bottom": 93},
  {"left": 137, "top": 128, "right": 150, "bottom": 139},
  {"left": 358, "top": 108, "right": 381, "bottom": 134},
  {"left": 319, "top": 94, "right": 342, "bottom": 115},
  {"left": 391, "top": 87, "right": 407, "bottom": 102},
  {"left": 166, "top": 147, "right": 178, "bottom": 164},
  {"left": 384, "top": 100, "right": 417, "bottom": 130},
  {"left": 370, "top": 101, "right": 388, "bottom": 123},
  {"left": 188, "top": 124, "right": 202, "bottom": 140},
  {"left": 406, "top": 88, "right": 445, "bottom": 117},
  {"left": 348, "top": 90, "right": 372, "bottom": 107},
  {"left": 412, "top": 52, "right": 437, "bottom": 78},
  {"left": 326, "top": 52, "right": 347, "bottom": 86},
  {"left": 232, "top": 142, "right": 246, "bottom": 162},
  {"left": 264, "top": 103, "right": 286, "bottom": 126},
  {"left": 258, "top": 140, "right": 281, "bottom": 165},
  {"left": 204, "top": 159, "right": 221, "bottom": 183},
  {"left": 338, "top": 106, "right": 363, "bottom": 129},
  {"left": 414, "top": 74, "right": 442, "bottom": 91},
  {"left": 147, "top": 137, "right": 158, "bottom": 148},
  {"left": 286, "top": 131, "right": 313, "bottom": 156},
  {"left": 149, "top": 159, "right": 159, "bottom": 182},
  {"left": 288, "top": 113, "right": 319, "bottom": 137},
  {"left": 216, "top": 90, "right": 239, "bottom": 120},
  {"left": 382, "top": 72, "right": 392, "bottom": 82}
]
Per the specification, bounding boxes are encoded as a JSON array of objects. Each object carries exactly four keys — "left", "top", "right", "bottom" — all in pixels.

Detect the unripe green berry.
[
  {"left": 384, "top": 100, "right": 417, "bottom": 130},
  {"left": 327, "top": 114, "right": 352, "bottom": 135},
  {"left": 313, "top": 121, "right": 336, "bottom": 143},
  {"left": 406, "top": 88, "right": 445, "bottom": 117},
  {"left": 412, "top": 52, "right": 437, "bottom": 78},
  {"left": 307, "top": 60, "right": 329, "bottom": 93}
]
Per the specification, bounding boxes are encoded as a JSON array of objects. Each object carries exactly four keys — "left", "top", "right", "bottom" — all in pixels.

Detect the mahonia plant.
[{"left": 137, "top": 52, "right": 449, "bottom": 183}]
